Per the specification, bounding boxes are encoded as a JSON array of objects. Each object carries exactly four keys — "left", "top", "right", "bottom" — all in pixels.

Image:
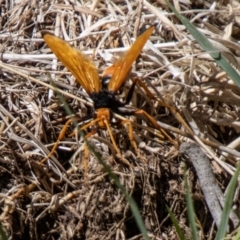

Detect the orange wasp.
[{"left": 41, "top": 26, "right": 167, "bottom": 165}]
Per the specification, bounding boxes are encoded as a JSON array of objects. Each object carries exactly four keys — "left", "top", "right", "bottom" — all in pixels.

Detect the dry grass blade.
[{"left": 0, "top": 0, "right": 240, "bottom": 239}]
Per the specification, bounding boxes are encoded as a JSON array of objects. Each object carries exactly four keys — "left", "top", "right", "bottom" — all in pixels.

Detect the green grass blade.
[
  {"left": 164, "top": 1, "right": 240, "bottom": 238},
  {"left": 233, "top": 230, "right": 240, "bottom": 240},
  {"left": 215, "top": 163, "right": 240, "bottom": 240},
  {"left": 166, "top": 205, "right": 186, "bottom": 240},
  {"left": 52, "top": 82, "right": 150, "bottom": 240},
  {"left": 185, "top": 174, "right": 199, "bottom": 240},
  {"left": 85, "top": 141, "right": 150, "bottom": 240},
  {"left": 0, "top": 223, "right": 8, "bottom": 240},
  {"left": 164, "top": 0, "right": 240, "bottom": 88}
]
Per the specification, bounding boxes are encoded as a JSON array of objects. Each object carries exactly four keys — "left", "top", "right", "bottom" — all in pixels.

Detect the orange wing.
[
  {"left": 106, "top": 26, "right": 155, "bottom": 92},
  {"left": 41, "top": 31, "right": 101, "bottom": 94}
]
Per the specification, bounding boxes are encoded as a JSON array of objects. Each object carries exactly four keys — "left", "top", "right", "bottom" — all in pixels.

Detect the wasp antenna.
[{"left": 139, "top": 25, "right": 154, "bottom": 35}]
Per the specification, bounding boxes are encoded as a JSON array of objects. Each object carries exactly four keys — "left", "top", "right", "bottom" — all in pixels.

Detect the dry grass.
[{"left": 0, "top": 0, "right": 240, "bottom": 239}]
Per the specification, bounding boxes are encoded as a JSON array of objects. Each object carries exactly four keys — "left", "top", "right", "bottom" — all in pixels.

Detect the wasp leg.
[
  {"left": 102, "top": 118, "right": 131, "bottom": 166},
  {"left": 42, "top": 116, "right": 131, "bottom": 167},
  {"left": 41, "top": 118, "right": 79, "bottom": 164},
  {"left": 134, "top": 109, "right": 179, "bottom": 149},
  {"left": 134, "top": 77, "right": 173, "bottom": 110},
  {"left": 119, "top": 118, "right": 147, "bottom": 162},
  {"left": 74, "top": 117, "right": 131, "bottom": 166},
  {"left": 136, "top": 78, "right": 193, "bottom": 137}
]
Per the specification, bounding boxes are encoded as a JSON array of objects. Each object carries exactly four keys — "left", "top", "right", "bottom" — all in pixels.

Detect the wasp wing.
[
  {"left": 107, "top": 26, "right": 154, "bottom": 92},
  {"left": 42, "top": 31, "right": 101, "bottom": 94}
]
